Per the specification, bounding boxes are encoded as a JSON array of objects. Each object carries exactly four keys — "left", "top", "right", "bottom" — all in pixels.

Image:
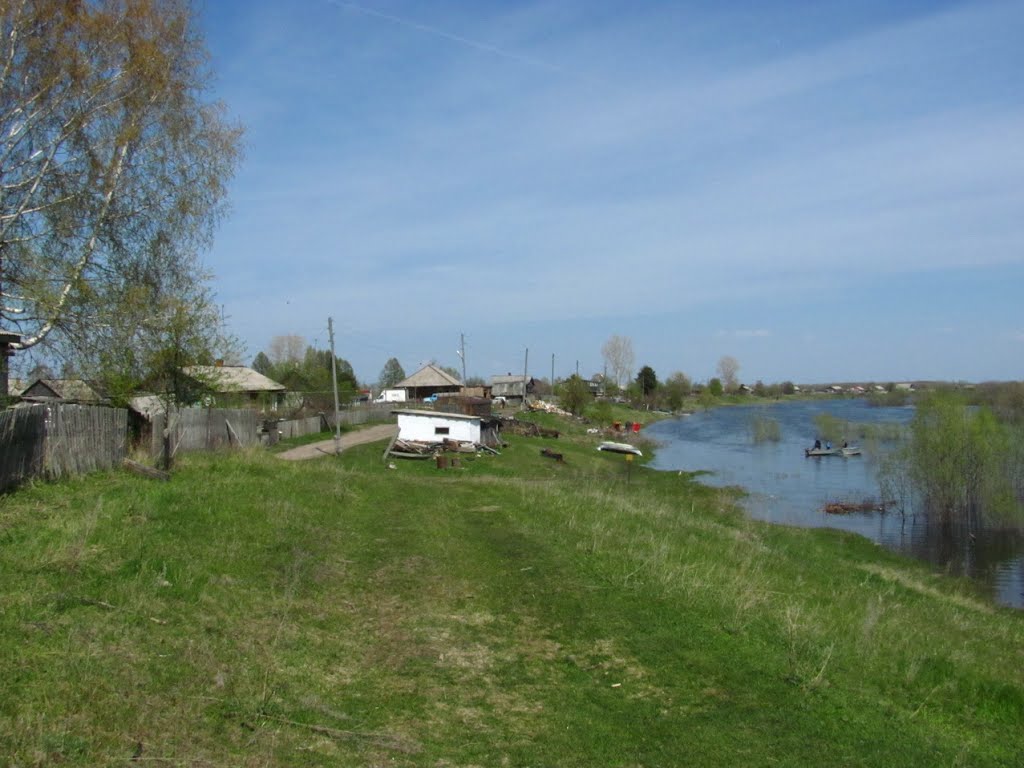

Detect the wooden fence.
[
  {"left": 276, "top": 415, "right": 326, "bottom": 440},
  {"left": 0, "top": 404, "right": 127, "bottom": 492},
  {"left": 151, "top": 408, "right": 260, "bottom": 458},
  {"left": 331, "top": 404, "right": 398, "bottom": 429},
  {"left": 0, "top": 402, "right": 400, "bottom": 492}
]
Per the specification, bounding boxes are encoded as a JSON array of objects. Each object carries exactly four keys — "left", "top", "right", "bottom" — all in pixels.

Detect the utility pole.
[
  {"left": 459, "top": 332, "right": 467, "bottom": 384},
  {"left": 576, "top": 359, "right": 579, "bottom": 378},
  {"left": 327, "top": 317, "right": 342, "bottom": 456},
  {"left": 551, "top": 353, "right": 555, "bottom": 394}
]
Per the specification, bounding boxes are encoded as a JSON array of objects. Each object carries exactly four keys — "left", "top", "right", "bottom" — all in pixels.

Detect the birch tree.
[
  {"left": 0, "top": 0, "right": 241, "bottom": 365},
  {"left": 717, "top": 355, "right": 740, "bottom": 392},
  {"left": 601, "top": 334, "right": 635, "bottom": 389}
]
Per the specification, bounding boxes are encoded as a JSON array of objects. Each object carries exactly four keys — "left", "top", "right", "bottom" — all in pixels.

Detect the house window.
[{"left": 434, "top": 426, "right": 450, "bottom": 435}]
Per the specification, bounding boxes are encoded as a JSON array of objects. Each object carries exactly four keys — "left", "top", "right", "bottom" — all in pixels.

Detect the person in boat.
[
  {"left": 813, "top": 439, "right": 821, "bottom": 450},
  {"left": 842, "top": 440, "right": 848, "bottom": 449},
  {"left": 825, "top": 442, "right": 831, "bottom": 450}
]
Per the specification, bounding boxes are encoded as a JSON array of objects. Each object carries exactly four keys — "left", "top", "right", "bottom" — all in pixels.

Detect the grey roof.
[
  {"left": 21, "top": 378, "right": 100, "bottom": 401},
  {"left": 183, "top": 366, "right": 286, "bottom": 393},
  {"left": 396, "top": 364, "right": 462, "bottom": 389},
  {"left": 490, "top": 374, "right": 531, "bottom": 385}
]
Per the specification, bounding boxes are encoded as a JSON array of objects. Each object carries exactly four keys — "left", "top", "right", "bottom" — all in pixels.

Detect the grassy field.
[{"left": 1, "top": 413, "right": 1022, "bottom": 766}]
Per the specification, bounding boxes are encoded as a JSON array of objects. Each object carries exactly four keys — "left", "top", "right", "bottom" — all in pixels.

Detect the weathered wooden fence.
[
  {"left": 276, "top": 415, "right": 326, "bottom": 440},
  {"left": 265, "top": 408, "right": 396, "bottom": 444},
  {"left": 151, "top": 408, "right": 260, "bottom": 458},
  {"left": 330, "top": 405, "right": 397, "bottom": 429},
  {"left": 0, "top": 404, "right": 128, "bottom": 492},
  {"left": 0, "top": 402, "right": 399, "bottom": 492}
]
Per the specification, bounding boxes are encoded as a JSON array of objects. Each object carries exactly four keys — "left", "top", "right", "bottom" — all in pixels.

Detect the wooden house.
[
  {"left": 490, "top": 374, "right": 536, "bottom": 404},
  {"left": 394, "top": 364, "right": 462, "bottom": 401},
  {"left": 181, "top": 365, "right": 286, "bottom": 410}
]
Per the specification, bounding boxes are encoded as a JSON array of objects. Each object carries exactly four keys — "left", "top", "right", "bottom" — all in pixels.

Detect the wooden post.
[{"left": 328, "top": 317, "right": 342, "bottom": 456}]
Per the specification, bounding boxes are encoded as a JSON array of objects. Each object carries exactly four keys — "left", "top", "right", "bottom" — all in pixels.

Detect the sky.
[{"left": 198, "top": 0, "right": 1024, "bottom": 386}]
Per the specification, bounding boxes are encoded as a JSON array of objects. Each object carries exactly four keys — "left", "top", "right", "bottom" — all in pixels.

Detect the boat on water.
[
  {"left": 805, "top": 446, "right": 840, "bottom": 457},
  {"left": 597, "top": 441, "right": 643, "bottom": 456},
  {"left": 841, "top": 445, "right": 862, "bottom": 457}
]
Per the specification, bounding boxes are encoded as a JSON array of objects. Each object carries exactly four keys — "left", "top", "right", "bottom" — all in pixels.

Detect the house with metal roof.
[
  {"left": 394, "top": 364, "right": 462, "bottom": 401},
  {"left": 181, "top": 365, "right": 286, "bottom": 410},
  {"left": 490, "top": 374, "right": 536, "bottom": 404}
]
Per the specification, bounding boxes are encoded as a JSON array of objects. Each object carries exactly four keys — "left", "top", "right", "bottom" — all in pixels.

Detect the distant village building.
[{"left": 490, "top": 374, "right": 536, "bottom": 404}]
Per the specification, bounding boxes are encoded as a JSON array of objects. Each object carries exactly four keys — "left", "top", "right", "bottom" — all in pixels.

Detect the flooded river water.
[{"left": 644, "top": 399, "right": 1024, "bottom": 609}]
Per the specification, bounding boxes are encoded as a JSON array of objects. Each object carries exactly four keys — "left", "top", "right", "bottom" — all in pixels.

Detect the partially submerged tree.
[
  {"left": 601, "top": 335, "right": 635, "bottom": 389},
  {"left": 0, "top": 0, "right": 242, "bottom": 370}
]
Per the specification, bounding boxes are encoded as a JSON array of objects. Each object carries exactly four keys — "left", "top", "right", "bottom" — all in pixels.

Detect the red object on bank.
[{"left": 632, "top": 422, "right": 641, "bottom": 433}]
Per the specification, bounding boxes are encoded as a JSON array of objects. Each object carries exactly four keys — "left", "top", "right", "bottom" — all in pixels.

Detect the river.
[{"left": 643, "top": 399, "right": 1024, "bottom": 609}]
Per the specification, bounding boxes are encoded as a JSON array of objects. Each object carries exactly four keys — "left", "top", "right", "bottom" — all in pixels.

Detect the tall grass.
[{"left": 813, "top": 413, "right": 906, "bottom": 451}]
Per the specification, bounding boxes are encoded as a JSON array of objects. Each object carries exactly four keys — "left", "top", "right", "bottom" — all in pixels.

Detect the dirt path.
[{"left": 275, "top": 423, "right": 398, "bottom": 461}]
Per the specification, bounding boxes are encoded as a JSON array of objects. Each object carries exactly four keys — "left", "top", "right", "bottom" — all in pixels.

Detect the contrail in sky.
[{"left": 326, "top": 0, "right": 585, "bottom": 80}]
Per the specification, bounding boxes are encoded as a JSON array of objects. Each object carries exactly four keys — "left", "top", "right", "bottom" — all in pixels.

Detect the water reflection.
[{"left": 644, "top": 399, "right": 1024, "bottom": 609}]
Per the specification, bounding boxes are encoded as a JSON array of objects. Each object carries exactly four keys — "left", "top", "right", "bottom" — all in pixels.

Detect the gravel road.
[{"left": 275, "top": 423, "right": 398, "bottom": 461}]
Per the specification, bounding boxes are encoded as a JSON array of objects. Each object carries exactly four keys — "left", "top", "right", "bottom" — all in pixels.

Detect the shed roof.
[
  {"left": 128, "top": 394, "right": 166, "bottom": 419},
  {"left": 182, "top": 366, "right": 285, "bottom": 393},
  {"left": 396, "top": 364, "right": 462, "bottom": 389},
  {"left": 393, "top": 408, "right": 482, "bottom": 422},
  {"left": 490, "top": 374, "right": 532, "bottom": 385}
]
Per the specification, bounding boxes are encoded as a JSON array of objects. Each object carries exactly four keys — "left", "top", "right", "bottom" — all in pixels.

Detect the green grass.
[{"left": 1, "top": 415, "right": 1022, "bottom": 766}]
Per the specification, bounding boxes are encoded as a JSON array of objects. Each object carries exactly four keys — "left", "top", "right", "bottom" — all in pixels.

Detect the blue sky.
[{"left": 199, "top": 0, "right": 1024, "bottom": 386}]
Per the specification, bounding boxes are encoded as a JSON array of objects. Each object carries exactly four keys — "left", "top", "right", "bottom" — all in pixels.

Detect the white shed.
[{"left": 395, "top": 409, "right": 482, "bottom": 444}]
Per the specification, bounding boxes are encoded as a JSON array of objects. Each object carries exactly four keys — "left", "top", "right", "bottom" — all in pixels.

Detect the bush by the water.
[
  {"left": 880, "top": 392, "right": 1023, "bottom": 530},
  {"left": 750, "top": 413, "right": 782, "bottom": 443}
]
